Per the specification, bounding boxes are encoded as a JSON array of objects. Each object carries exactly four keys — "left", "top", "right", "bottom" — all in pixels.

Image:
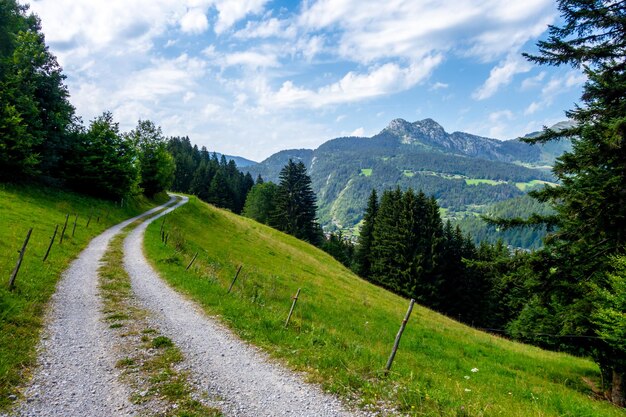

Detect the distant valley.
[{"left": 243, "top": 118, "right": 572, "bottom": 248}]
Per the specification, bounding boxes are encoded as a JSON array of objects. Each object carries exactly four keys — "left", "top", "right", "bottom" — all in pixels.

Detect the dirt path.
[
  {"left": 10, "top": 197, "right": 177, "bottom": 417},
  {"left": 124, "top": 196, "right": 369, "bottom": 417}
]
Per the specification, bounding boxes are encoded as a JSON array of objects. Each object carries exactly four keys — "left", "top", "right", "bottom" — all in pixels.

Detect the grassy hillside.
[
  {"left": 0, "top": 183, "right": 165, "bottom": 409},
  {"left": 144, "top": 196, "right": 620, "bottom": 416}
]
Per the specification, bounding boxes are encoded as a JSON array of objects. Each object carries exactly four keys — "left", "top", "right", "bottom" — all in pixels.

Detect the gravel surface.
[
  {"left": 9, "top": 197, "right": 177, "bottom": 417},
  {"left": 125, "top": 196, "right": 370, "bottom": 417}
]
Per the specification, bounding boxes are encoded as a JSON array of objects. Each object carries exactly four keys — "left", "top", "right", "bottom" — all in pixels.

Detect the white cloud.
[
  {"left": 264, "top": 57, "right": 442, "bottom": 108},
  {"left": 487, "top": 110, "right": 514, "bottom": 138},
  {"left": 223, "top": 51, "right": 279, "bottom": 68},
  {"left": 214, "top": 0, "right": 269, "bottom": 34},
  {"left": 473, "top": 55, "right": 532, "bottom": 100},
  {"left": 521, "top": 71, "right": 546, "bottom": 90},
  {"left": 430, "top": 82, "right": 449, "bottom": 90},
  {"left": 299, "top": 0, "right": 555, "bottom": 63},
  {"left": 522, "top": 70, "right": 586, "bottom": 115},
  {"left": 180, "top": 8, "right": 209, "bottom": 34},
  {"left": 350, "top": 127, "right": 365, "bottom": 136},
  {"left": 524, "top": 101, "right": 541, "bottom": 115},
  {"left": 234, "top": 17, "right": 295, "bottom": 39}
]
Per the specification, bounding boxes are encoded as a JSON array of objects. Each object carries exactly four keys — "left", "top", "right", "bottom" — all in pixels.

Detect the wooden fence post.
[
  {"left": 42, "top": 224, "right": 59, "bottom": 262},
  {"left": 227, "top": 264, "right": 243, "bottom": 294},
  {"left": 8, "top": 228, "right": 33, "bottom": 291},
  {"left": 71, "top": 214, "right": 78, "bottom": 237},
  {"left": 186, "top": 252, "right": 198, "bottom": 270},
  {"left": 59, "top": 213, "right": 70, "bottom": 244},
  {"left": 384, "top": 299, "right": 415, "bottom": 375},
  {"left": 86, "top": 210, "right": 93, "bottom": 228},
  {"left": 284, "top": 288, "right": 301, "bottom": 328}
]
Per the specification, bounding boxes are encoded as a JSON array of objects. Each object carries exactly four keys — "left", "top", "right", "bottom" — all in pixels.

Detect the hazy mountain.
[{"left": 216, "top": 153, "right": 257, "bottom": 168}]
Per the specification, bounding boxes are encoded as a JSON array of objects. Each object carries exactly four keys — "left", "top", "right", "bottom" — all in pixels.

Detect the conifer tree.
[
  {"left": 271, "top": 160, "right": 319, "bottom": 243},
  {"left": 355, "top": 189, "right": 378, "bottom": 278},
  {"left": 494, "top": 0, "right": 626, "bottom": 405}
]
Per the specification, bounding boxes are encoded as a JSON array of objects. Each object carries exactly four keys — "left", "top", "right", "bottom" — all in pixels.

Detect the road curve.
[
  {"left": 12, "top": 196, "right": 177, "bottom": 417},
  {"left": 124, "top": 195, "right": 367, "bottom": 417}
]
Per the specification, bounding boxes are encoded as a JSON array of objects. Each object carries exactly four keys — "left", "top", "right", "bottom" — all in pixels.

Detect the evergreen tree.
[
  {"left": 243, "top": 181, "right": 278, "bottom": 224},
  {"left": 370, "top": 188, "right": 404, "bottom": 292},
  {"left": 355, "top": 189, "right": 378, "bottom": 278},
  {"left": 271, "top": 160, "right": 319, "bottom": 243},
  {"left": 64, "top": 112, "right": 138, "bottom": 199},
  {"left": 0, "top": 1, "right": 74, "bottom": 179},
  {"left": 495, "top": 0, "right": 626, "bottom": 405}
]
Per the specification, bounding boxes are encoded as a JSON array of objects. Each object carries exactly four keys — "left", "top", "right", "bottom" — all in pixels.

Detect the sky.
[{"left": 27, "top": 0, "right": 585, "bottom": 162}]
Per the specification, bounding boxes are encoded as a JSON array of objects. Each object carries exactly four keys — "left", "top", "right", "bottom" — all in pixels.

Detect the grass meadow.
[
  {"left": 144, "top": 196, "right": 621, "bottom": 417},
  {"left": 0, "top": 183, "right": 165, "bottom": 409}
]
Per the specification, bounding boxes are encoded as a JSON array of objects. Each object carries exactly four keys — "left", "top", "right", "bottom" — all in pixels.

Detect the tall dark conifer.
[
  {"left": 494, "top": 0, "right": 626, "bottom": 405},
  {"left": 356, "top": 189, "right": 378, "bottom": 278},
  {"left": 271, "top": 160, "right": 319, "bottom": 243}
]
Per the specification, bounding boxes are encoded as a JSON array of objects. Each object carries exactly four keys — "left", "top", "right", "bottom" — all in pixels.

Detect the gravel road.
[
  {"left": 9, "top": 197, "right": 177, "bottom": 417},
  {"left": 125, "top": 196, "right": 369, "bottom": 417}
]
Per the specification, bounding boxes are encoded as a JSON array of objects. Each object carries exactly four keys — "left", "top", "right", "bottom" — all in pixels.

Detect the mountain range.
[{"left": 242, "top": 118, "right": 571, "bottom": 247}]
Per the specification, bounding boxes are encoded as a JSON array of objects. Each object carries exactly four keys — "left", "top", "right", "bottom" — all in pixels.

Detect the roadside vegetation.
[
  {"left": 0, "top": 183, "right": 166, "bottom": 409},
  {"left": 144, "top": 196, "right": 621, "bottom": 416}
]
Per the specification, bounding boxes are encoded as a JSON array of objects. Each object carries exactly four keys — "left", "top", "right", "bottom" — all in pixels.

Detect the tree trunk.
[{"left": 612, "top": 368, "right": 625, "bottom": 407}]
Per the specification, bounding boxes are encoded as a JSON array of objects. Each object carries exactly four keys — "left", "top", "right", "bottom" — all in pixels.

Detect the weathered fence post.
[
  {"left": 71, "top": 214, "right": 78, "bottom": 237},
  {"left": 284, "top": 288, "right": 301, "bottom": 328},
  {"left": 8, "top": 228, "right": 33, "bottom": 291},
  {"left": 384, "top": 298, "right": 415, "bottom": 375},
  {"left": 227, "top": 264, "right": 243, "bottom": 294},
  {"left": 186, "top": 252, "right": 198, "bottom": 270},
  {"left": 59, "top": 213, "right": 70, "bottom": 244},
  {"left": 86, "top": 210, "right": 93, "bottom": 228},
  {"left": 42, "top": 224, "right": 59, "bottom": 262}
]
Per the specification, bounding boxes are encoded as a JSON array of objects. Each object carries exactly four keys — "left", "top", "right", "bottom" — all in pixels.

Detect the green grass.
[
  {"left": 0, "top": 182, "right": 166, "bottom": 410},
  {"left": 515, "top": 180, "right": 558, "bottom": 191},
  {"left": 464, "top": 178, "right": 502, "bottom": 186},
  {"left": 360, "top": 168, "right": 373, "bottom": 177},
  {"left": 144, "top": 196, "right": 620, "bottom": 416},
  {"left": 403, "top": 170, "right": 415, "bottom": 177}
]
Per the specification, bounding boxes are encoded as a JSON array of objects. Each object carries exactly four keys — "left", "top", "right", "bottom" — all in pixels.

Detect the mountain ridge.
[{"left": 242, "top": 118, "right": 571, "bottom": 247}]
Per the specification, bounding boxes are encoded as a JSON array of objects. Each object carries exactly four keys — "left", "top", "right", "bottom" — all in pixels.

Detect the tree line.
[
  {"left": 0, "top": 1, "right": 174, "bottom": 199},
  {"left": 167, "top": 136, "right": 254, "bottom": 214}
]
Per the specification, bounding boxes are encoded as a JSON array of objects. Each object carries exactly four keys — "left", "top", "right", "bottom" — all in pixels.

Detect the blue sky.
[{"left": 28, "top": 0, "right": 584, "bottom": 161}]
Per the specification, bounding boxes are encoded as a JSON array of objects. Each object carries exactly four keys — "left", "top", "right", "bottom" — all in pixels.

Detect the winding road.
[{"left": 11, "top": 194, "right": 368, "bottom": 417}]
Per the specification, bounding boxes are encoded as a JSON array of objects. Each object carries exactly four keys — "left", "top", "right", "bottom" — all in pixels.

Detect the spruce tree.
[
  {"left": 355, "top": 189, "right": 378, "bottom": 278},
  {"left": 498, "top": 0, "right": 626, "bottom": 405},
  {"left": 271, "top": 160, "right": 319, "bottom": 243}
]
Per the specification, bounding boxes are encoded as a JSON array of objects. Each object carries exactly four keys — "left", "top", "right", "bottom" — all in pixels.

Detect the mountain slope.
[
  {"left": 144, "top": 196, "right": 619, "bottom": 416},
  {"left": 246, "top": 119, "right": 566, "bottom": 238}
]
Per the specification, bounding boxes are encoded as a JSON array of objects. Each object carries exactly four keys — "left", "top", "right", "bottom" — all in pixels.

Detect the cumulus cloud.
[
  {"left": 473, "top": 55, "right": 532, "bottom": 100},
  {"left": 214, "top": 0, "right": 269, "bottom": 34},
  {"left": 299, "top": 0, "right": 555, "bottom": 63},
  {"left": 263, "top": 57, "right": 442, "bottom": 108},
  {"left": 523, "top": 70, "right": 586, "bottom": 115},
  {"left": 180, "top": 8, "right": 209, "bottom": 34}
]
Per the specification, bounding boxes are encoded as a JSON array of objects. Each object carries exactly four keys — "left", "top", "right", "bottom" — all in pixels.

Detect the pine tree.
[
  {"left": 355, "top": 189, "right": 378, "bottom": 278},
  {"left": 498, "top": 0, "right": 626, "bottom": 405},
  {"left": 271, "top": 160, "right": 319, "bottom": 243}
]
